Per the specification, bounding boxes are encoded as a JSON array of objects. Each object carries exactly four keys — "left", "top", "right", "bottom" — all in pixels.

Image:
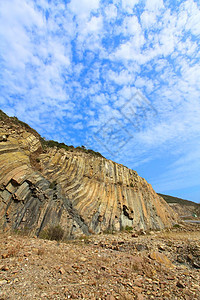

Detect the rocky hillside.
[
  {"left": 158, "top": 194, "right": 200, "bottom": 219},
  {"left": 0, "top": 110, "right": 178, "bottom": 238}
]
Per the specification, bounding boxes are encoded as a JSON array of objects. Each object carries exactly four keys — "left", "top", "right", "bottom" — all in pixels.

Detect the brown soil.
[{"left": 0, "top": 223, "right": 200, "bottom": 300}]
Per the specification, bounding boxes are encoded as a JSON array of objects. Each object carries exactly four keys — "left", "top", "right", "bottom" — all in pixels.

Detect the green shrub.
[
  {"left": 125, "top": 225, "right": 133, "bottom": 231},
  {"left": 78, "top": 235, "right": 90, "bottom": 244},
  {"left": 0, "top": 109, "right": 8, "bottom": 120},
  {"left": 103, "top": 225, "right": 116, "bottom": 234},
  {"left": 121, "top": 225, "right": 133, "bottom": 232},
  {"left": 173, "top": 224, "right": 181, "bottom": 228},
  {"left": 39, "top": 225, "right": 64, "bottom": 241},
  {"left": 13, "top": 227, "right": 29, "bottom": 236},
  {"left": 103, "top": 229, "right": 114, "bottom": 234},
  {"left": 49, "top": 180, "right": 57, "bottom": 189}
]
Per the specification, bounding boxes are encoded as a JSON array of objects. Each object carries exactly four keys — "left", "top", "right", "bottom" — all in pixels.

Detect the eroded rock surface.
[{"left": 0, "top": 112, "right": 178, "bottom": 237}]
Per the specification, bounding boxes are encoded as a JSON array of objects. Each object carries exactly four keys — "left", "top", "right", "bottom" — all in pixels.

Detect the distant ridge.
[
  {"left": 159, "top": 193, "right": 200, "bottom": 218},
  {"left": 158, "top": 193, "right": 199, "bottom": 206}
]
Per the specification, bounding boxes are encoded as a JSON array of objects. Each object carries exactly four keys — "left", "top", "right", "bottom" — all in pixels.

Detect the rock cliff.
[{"left": 0, "top": 110, "right": 178, "bottom": 237}]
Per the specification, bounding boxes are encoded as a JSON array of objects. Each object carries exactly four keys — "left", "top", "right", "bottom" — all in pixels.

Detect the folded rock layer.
[{"left": 0, "top": 112, "right": 178, "bottom": 237}]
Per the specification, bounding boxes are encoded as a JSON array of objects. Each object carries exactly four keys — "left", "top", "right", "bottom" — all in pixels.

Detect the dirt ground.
[{"left": 0, "top": 223, "right": 200, "bottom": 300}]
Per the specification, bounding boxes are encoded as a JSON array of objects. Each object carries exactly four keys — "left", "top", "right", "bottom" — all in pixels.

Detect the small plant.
[
  {"left": 49, "top": 180, "right": 57, "bottom": 189},
  {"left": 130, "top": 182, "right": 134, "bottom": 187},
  {"left": 13, "top": 227, "right": 30, "bottom": 237},
  {"left": 39, "top": 225, "right": 64, "bottom": 241},
  {"left": 78, "top": 235, "right": 90, "bottom": 244},
  {"left": 125, "top": 225, "right": 133, "bottom": 232},
  {"left": 173, "top": 224, "right": 181, "bottom": 228},
  {"left": 103, "top": 225, "right": 116, "bottom": 234},
  {"left": 103, "top": 229, "right": 114, "bottom": 234},
  {"left": 121, "top": 225, "right": 133, "bottom": 232}
]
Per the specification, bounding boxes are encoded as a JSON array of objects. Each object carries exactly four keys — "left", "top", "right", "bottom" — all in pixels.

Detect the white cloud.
[
  {"left": 75, "top": 14, "right": 103, "bottom": 54},
  {"left": 122, "top": 15, "right": 142, "bottom": 35},
  {"left": 105, "top": 4, "right": 118, "bottom": 20},
  {"left": 91, "top": 94, "right": 108, "bottom": 105},
  {"left": 145, "top": 0, "right": 164, "bottom": 12},
  {"left": 108, "top": 69, "right": 135, "bottom": 85},
  {"left": 122, "top": 0, "right": 139, "bottom": 13},
  {"left": 0, "top": 0, "right": 44, "bottom": 29},
  {"left": 87, "top": 16, "right": 102, "bottom": 33},
  {"left": 177, "top": 37, "right": 198, "bottom": 56},
  {"left": 68, "top": 0, "right": 100, "bottom": 18},
  {"left": 111, "top": 36, "right": 145, "bottom": 63},
  {"left": 134, "top": 77, "right": 146, "bottom": 88},
  {"left": 182, "top": 64, "right": 200, "bottom": 86},
  {"left": 183, "top": 0, "right": 200, "bottom": 35},
  {"left": 140, "top": 11, "right": 156, "bottom": 28},
  {"left": 73, "top": 122, "right": 83, "bottom": 130},
  {"left": 117, "top": 86, "right": 137, "bottom": 103}
]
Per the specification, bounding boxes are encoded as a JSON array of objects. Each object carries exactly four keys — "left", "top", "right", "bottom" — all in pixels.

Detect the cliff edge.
[{"left": 0, "top": 110, "right": 178, "bottom": 237}]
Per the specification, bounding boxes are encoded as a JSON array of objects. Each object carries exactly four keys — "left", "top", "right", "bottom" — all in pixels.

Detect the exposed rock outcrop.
[
  {"left": 0, "top": 111, "right": 178, "bottom": 237},
  {"left": 158, "top": 193, "right": 200, "bottom": 219}
]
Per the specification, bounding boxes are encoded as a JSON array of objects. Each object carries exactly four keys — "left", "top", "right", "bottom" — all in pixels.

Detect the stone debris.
[
  {"left": 0, "top": 224, "right": 199, "bottom": 299},
  {"left": 149, "top": 251, "right": 174, "bottom": 269},
  {"left": 0, "top": 279, "right": 7, "bottom": 285},
  {"left": 0, "top": 134, "right": 7, "bottom": 142}
]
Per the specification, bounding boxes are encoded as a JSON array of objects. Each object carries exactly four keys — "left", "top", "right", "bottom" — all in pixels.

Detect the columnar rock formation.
[{"left": 0, "top": 111, "right": 178, "bottom": 237}]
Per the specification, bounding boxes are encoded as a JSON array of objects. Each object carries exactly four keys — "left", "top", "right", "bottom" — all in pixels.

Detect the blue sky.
[{"left": 0, "top": 0, "right": 200, "bottom": 203}]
